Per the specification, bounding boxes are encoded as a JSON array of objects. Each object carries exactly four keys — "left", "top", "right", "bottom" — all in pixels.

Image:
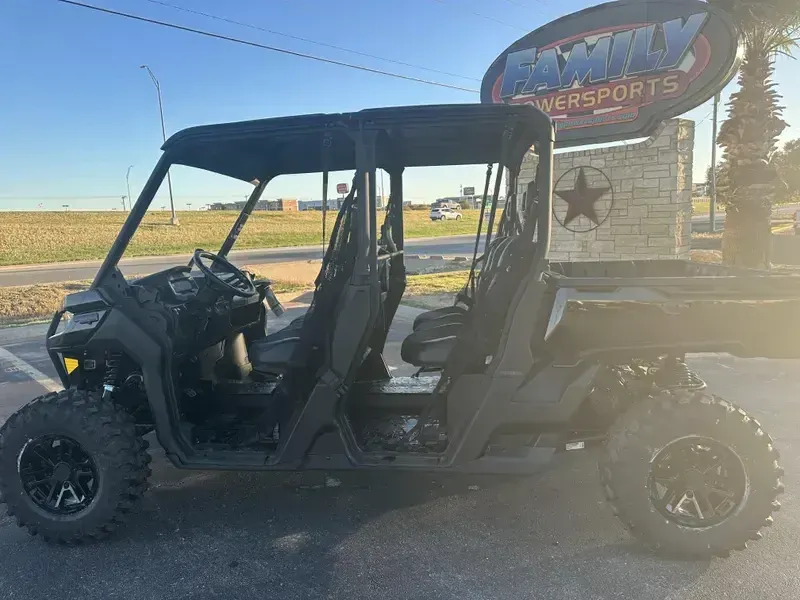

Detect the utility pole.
[
  {"left": 140, "top": 65, "right": 178, "bottom": 225},
  {"left": 709, "top": 92, "right": 720, "bottom": 233},
  {"left": 125, "top": 165, "right": 134, "bottom": 211}
]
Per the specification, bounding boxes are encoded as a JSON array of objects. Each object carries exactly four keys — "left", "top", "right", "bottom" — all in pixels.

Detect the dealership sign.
[{"left": 481, "top": 0, "right": 742, "bottom": 147}]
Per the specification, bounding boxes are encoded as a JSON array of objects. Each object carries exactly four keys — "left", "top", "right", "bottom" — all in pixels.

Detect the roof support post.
[
  {"left": 534, "top": 125, "right": 555, "bottom": 263},
  {"left": 388, "top": 167, "right": 405, "bottom": 250},
  {"left": 321, "top": 132, "right": 332, "bottom": 254},
  {"left": 354, "top": 127, "right": 378, "bottom": 283},
  {"left": 484, "top": 125, "right": 513, "bottom": 253},
  {"left": 218, "top": 177, "right": 271, "bottom": 258},
  {"left": 92, "top": 155, "right": 171, "bottom": 287}
]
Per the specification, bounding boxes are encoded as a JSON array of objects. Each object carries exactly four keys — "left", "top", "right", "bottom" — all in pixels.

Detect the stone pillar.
[{"left": 517, "top": 118, "right": 695, "bottom": 261}]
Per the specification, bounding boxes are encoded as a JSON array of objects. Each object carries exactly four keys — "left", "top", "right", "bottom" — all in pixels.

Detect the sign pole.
[{"left": 709, "top": 92, "right": 720, "bottom": 233}]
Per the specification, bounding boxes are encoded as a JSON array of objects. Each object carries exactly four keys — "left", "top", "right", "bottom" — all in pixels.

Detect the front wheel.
[
  {"left": 0, "top": 389, "right": 152, "bottom": 543},
  {"left": 455, "top": 214, "right": 462, "bottom": 220},
  {"left": 600, "top": 389, "right": 783, "bottom": 558}
]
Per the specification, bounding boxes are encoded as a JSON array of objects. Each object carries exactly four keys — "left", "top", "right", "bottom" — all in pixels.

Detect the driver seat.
[{"left": 248, "top": 187, "right": 358, "bottom": 375}]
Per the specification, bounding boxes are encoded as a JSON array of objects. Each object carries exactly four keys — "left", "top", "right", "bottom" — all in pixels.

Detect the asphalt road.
[
  {"left": 0, "top": 306, "right": 798, "bottom": 599},
  {"left": 691, "top": 204, "right": 800, "bottom": 233},
  {"left": 0, "top": 235, "right": 479, "bottom": 287}
]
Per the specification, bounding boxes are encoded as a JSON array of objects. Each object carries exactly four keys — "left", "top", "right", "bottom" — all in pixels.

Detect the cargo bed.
[{"left": 543, "top": 260, "right": 800, "bottom": 360}]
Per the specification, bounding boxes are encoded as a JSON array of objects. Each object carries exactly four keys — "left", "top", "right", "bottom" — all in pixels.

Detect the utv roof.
[{"left": 161, "top": 103, "right": 553, "bottom": 183}]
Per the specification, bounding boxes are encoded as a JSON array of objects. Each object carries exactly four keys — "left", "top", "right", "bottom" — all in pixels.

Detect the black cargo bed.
[
  {"left": 543, "top": 260, "right": 800, "bottom": 360},
  {"left": 547, "top": 260, "right": 800, "bottom": 300}
]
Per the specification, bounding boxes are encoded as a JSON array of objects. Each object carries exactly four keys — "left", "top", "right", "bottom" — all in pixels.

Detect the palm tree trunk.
[
  {"left": 717, "top": 40, "right": 786, "bottom": 269},
  {"left": 721, "top": 195, "right": 772, "bottom": 268}
]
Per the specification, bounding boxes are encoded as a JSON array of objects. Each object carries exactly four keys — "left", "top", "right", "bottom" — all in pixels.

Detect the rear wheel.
[
  {"left": 0, "top": 389, "right": 151, "bottom": 543},
  {"left": 600, "top": 389, "right": 783, "bottom": 558},
  {"left": 455, "top": 214, "right": 462, "bottom": 220}
]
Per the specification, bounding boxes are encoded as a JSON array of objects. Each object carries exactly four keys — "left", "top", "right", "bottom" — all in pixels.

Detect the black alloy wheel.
[
  {"left": 0, "top": 388, "right": 151, "bottom": 543},
  {"left": 600, "top": 389, "right": 784, "bottom": 558},
  {"left": 19, "top": 435, "right": 99, "bottom": 516},
  {"left": 648, "top": 436, "right": 746, "bottom": 528}
]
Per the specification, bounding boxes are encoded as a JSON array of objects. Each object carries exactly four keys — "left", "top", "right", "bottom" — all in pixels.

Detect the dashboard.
[
  {"left": 133, "top": 266, "right": 201, "bottom": 303},
  {"left": 130, "top": 263, "right": 266, "bottom": 352},
  {"left": 167, "top": 272, "right": 200, "bottom": 302}
]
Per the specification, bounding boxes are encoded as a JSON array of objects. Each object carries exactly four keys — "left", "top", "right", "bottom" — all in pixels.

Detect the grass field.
[
  {"left": 691, "top": 199, "right": 713, "bottom": 215},
  {"left": 0, "top": 263, "right": 471, "bottom": 326},
  {"left": 0, "top": 209, "right": 477, "bottom": 267}
]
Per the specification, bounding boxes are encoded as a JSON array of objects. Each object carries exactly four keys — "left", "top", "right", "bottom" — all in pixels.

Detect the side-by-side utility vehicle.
[{"left": 0, "top": 104, "right": 794, "bottom": 557}]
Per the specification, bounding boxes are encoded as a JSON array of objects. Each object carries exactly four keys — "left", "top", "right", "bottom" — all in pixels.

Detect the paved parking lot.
[{"left": 0, "top": 310, "right": 798, "bottom": 600}]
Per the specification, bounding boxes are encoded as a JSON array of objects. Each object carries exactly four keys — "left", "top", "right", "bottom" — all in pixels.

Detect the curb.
[{"left": 406, "top": 254, "right": 469, "bottom": 262}]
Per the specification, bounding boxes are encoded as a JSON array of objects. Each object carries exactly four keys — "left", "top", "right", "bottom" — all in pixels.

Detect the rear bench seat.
[
  {"left": 402, "top": 236, "right": 522, "bottom": 368},
  {"left": 411, "top": 237, "right": 513, "bottom": 332}
]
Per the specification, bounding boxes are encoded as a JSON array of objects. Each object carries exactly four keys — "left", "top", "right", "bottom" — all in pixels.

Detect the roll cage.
[
  {"left": 92, "top": 104, "right": 555, "bottom": 292},
  {"left": 73, "top": 103, "right": 556, "bottom": 471}
]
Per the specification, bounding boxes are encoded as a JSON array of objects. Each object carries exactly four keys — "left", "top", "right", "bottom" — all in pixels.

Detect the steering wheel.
[{"left": 192, "top": 250, "right": 257, "bottom": 298}]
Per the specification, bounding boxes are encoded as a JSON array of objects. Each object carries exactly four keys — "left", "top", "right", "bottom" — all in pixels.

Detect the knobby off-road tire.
[
  {"left": 599, "top": 389, "right": 784, "bottom": 558},
  {"left": 0, "top": 389, "right": 151, "bottom": 543}
]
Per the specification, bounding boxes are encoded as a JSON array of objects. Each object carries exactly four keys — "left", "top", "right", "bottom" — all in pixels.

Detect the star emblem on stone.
[{"left": 555, "top": 167, "right": 611, "bottom": 226}]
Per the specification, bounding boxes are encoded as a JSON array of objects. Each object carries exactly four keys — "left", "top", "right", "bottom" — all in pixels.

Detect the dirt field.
[
  {"left": 0, "top": 262, "right": 317, "bottom": 327},
  {"left": 0, "top": 210, "right": 477, "bottom": 266}
]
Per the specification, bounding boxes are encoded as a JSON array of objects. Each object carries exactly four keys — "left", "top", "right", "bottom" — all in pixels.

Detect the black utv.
[{"left": 0, "top": 104, "right": 793, "bottom": 557}]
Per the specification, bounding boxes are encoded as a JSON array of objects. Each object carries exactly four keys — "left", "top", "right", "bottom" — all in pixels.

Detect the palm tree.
[{"left": 709, "top": 0, "right": 799, "bottom": 268}]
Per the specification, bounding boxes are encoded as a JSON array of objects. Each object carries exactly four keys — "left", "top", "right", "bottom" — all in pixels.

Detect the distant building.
[
  {"left": 211, "top": 201, "right": 249, "bottom": 211},
  {"left": 300, "top": 195, "right": 384, "bottom": 210},
  {"left": 693, "top": 182, "right": 710, "bottom": 197},
  {"left": 208, "top": 198, "right": 298, "bottom": 211},
  {"left": 299, "top": 198, "right": 346, "bottom": 211},
  {"left": 266, "top": 198, "right": 298, "bottom": 211}
]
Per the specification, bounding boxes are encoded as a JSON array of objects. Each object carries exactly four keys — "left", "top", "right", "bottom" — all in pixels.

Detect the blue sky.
[{"left": 1, "top": 0, "right": 798, "bottom": 210}]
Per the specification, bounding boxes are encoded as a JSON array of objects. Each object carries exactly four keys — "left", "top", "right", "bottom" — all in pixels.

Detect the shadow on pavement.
[{"left": 0, "top": 450, "right": 711, "bottom": 600}]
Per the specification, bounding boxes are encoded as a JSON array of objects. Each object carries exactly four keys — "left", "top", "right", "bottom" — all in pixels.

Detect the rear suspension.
[{"left": 652, "top": 356, "right": 706, "bottom": 390}]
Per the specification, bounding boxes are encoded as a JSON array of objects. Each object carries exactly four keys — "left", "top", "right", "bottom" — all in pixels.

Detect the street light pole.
[
  {"left": 140, "top": 65, "right": 178, "bottom": 225},
  {"left": 125, "top": 164, "right": 134, "bottom": 212},
  {"left": 709, "top": 92, "right": 720, "bottom": 233}
]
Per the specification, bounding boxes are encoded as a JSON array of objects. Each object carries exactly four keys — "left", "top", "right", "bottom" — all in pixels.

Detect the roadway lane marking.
[{"left": 0, "top": 347, "right": 62, "bottom": 393}]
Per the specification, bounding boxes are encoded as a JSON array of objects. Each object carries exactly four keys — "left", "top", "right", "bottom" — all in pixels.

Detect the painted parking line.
[{"left": 0, "top": 346, "right": 61, "bottom": 393}]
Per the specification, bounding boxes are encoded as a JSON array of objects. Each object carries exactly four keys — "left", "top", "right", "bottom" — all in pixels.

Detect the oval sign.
[{"left": 481, "top": 0, "right": 742, "bottom": 148}]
